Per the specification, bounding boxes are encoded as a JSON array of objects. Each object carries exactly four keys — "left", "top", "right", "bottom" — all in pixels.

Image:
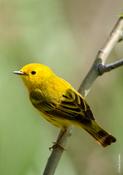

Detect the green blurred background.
[{"left": 0, "top": 0, "right": 123, "bottom": 174}]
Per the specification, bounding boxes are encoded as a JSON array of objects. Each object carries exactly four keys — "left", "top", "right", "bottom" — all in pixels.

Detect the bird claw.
[{"left": 49, "top": 142, "right": 65, "bottom": 151}]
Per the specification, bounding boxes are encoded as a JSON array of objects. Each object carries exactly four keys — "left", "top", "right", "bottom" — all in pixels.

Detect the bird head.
[{"left": 14, "top": 63, "right": 54, "bottom": 91}]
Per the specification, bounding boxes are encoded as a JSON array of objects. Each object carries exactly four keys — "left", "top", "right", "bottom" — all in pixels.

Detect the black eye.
[{"left": 31, "top": 71, "right": 36, "bottom": 75}]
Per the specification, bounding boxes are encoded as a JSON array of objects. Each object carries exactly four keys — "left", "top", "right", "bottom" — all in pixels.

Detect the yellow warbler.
[{"left": 14, "top": 63, "right": 116, "bottom": 147}]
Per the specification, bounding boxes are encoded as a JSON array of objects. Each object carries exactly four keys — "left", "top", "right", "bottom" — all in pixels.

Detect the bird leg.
[{"left": 49, "top": 127, "right": 68, "bottom": 150}]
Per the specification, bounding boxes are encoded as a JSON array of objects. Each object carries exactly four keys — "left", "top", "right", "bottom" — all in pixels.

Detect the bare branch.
[
  {"left": 79, "top": 17, "right": 123, "bottom": 96},
  {"left": 43, "top": 127, "right": 72, "bottom": 175},
  {"left": 99, "top": 17, "right": 123, "bottom": 64},
  {"left": 43, "top": 17, "right": 123, "bottom": 175}
]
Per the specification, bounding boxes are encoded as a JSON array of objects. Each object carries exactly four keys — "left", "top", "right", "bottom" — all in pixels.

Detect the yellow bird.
[{"left": 14, "top": 63, "right": 116, "bottom": 147}]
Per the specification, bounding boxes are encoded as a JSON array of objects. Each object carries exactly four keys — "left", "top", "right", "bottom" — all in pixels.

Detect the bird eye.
[{"left": 31, "top": 70, "right": 36, "bottom": 75}]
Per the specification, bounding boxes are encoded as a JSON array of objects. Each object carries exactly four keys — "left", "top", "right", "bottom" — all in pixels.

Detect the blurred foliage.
[{"left": 0, "top": 0, "right": 123, "bottom": 175}]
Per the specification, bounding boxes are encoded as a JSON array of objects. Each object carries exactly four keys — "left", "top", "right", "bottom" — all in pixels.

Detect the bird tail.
[{"left": 82, "top": 120, "right": 116, "bottom": 147}]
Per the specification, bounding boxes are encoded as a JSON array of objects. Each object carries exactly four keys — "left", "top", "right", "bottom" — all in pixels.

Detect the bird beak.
[{"left": 13, "top": 70, "right": 26, "bottom": 75}]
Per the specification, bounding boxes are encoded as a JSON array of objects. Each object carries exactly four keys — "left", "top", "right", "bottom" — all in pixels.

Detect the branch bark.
[{"left": 43, "top": 16, "right": 123, "bottom": 175}]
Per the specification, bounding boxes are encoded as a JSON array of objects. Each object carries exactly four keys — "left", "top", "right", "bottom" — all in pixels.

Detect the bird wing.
[{"left": 30, "top": 88, "right": 95, "bottom": 124}]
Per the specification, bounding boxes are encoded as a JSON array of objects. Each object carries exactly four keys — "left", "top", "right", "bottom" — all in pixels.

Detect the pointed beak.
[{"left": 13, "top": 70, "right": 26, "bottom": 75}]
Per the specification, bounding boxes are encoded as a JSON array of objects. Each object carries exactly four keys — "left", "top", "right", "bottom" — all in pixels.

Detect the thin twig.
[
  {"left": 98, "top": 58, "right": 123, "bottom": 75},
  {"left": 43, "top": 17, "right": 123, "bottom": 175}
]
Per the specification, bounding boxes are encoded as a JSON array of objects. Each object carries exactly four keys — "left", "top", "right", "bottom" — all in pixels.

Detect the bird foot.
[{"left": 49, "top": 142, "right": 65, "bottom": 151}]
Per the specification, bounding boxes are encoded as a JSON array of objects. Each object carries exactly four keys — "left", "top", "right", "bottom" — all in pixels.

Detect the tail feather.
[{"left": 82, "top": 121, "right": 116, "bottom": 147}]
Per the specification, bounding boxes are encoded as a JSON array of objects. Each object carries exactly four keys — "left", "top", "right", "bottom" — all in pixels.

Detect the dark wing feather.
[
  {"left": 58, "top": 89, "right": 95, "bottom": 124},
  {"left": 30, "top": 88, "right": 56, "bottom": 112},
  {"left": 30, "top": 88, "right": 95, "bottom": 124}
]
